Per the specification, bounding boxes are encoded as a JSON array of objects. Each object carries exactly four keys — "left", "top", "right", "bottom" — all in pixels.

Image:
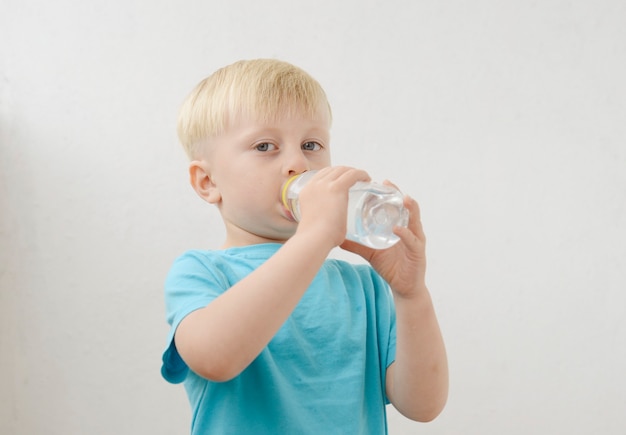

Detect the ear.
[{"left": 189, "top": 160, "right": 221, "bottom": 204}]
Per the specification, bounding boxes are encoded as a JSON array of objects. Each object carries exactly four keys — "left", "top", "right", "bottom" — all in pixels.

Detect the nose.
[{"left": 283, "top": 147, "right": 309, "bottom": 176}]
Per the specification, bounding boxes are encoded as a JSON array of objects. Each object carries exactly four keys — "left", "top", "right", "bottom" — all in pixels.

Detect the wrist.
[
  {"left": 293, "top": 222, "right": 344, "bottom": 251},
  {"left": 288, "top": 227, "right": 337, "bottom": 257},
  {"left": 392, "top": 282, "right": 430, "bottom": 303}
]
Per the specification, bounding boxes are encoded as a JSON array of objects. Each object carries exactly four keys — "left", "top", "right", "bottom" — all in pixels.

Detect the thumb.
[{"left": 340, "top": 239, "right": 376, "bottom": 262}]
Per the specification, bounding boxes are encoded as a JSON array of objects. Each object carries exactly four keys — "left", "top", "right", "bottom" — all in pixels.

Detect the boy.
[{"left": 161, "top": 59, "right": 448, "bottom": 434}]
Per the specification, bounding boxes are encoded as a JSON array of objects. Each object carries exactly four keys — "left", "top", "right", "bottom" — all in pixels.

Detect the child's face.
[{"left": 201, "top": 105, "right": 332, "bottom": 247}]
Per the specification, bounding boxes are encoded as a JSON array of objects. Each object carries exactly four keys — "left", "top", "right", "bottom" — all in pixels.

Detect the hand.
[
  {"left": 341, "top": 188, "right": 426, "bottom": 298},
  {"left": 295, "top": 166, "right": 371, "bottom": 249}
]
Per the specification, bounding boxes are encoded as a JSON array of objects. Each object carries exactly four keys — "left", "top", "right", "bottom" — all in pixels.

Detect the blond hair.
[{"left": 177, "top": 59, "right": 332, "bottom": 159}]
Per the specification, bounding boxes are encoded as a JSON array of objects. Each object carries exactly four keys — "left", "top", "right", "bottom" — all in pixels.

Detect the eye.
[
  {"left": 302, "top": 141, "right": 321, "bottom": 151},
  {"left": 255, "top": 142, "right": 276, "bottom": 152}
]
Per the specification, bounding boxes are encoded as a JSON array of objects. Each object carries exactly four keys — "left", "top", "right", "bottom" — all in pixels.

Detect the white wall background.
[{"left": 1, "top": 0, "right": 625, "bottom": 434}]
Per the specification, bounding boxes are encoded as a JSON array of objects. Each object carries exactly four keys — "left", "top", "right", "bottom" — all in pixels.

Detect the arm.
[
  {"left": 342, "top": 195, "right": 448, "bottom": 421},
  {"left": 386, "top": 285, "right": 448, "bottom": 421},
  {"left": 174, "top": 167, "right": 370, "bottom": 382}
]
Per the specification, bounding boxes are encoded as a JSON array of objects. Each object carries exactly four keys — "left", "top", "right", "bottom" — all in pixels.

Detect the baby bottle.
[{"left": 281, "top": 170, "right": 409, "bottom": 249}]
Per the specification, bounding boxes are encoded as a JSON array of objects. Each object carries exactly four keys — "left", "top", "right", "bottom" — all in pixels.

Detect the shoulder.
[
  {"left": 324, "top": 259, "right": 387, "bottom": 286},
  {"left": 166, "top": 250, "right": 227, "bottom": 283},
  {"left": 168, "top": 249, "right": 225, "bottom": 272},
  {"left": 166, "top": 244, "right": 280, "bottom": 289}
]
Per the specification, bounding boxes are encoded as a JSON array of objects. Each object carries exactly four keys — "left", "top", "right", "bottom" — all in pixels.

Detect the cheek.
[
  {"left": 216, "top": 170, "right": 280, "bottom": 210},
  {"left": 230, "top": 181, "right": 274, "bottom": 207}
]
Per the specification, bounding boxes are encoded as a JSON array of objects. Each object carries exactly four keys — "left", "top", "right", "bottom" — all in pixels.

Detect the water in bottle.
[{"left": 281, "top": 170, "right": 409, "bottom": 249}]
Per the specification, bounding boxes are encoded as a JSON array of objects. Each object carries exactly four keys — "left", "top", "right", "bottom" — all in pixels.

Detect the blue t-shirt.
[{"left": 161, "top": 243, "right": 397, "bottom": 434}]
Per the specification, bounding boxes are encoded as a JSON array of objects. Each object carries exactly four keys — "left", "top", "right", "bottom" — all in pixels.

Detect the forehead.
[{"left": 229, "top": 100, "right": 332, "bottom": 131}]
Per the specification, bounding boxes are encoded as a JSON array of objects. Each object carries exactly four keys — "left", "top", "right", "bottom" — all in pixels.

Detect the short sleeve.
[
  {"left": 367, "top": 266, "right": 397, "bottom": 404},
  {"left": 161, "top": 251, "right": 230, "bottom": 384}
]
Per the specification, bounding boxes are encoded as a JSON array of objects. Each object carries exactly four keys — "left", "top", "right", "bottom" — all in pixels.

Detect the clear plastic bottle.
[{"left": 281, "top": 170, "right": 410, "bottom": 249}]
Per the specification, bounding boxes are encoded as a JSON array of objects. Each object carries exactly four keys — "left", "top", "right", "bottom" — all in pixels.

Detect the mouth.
[{"left": 281, "top": 203, "right": 296, "bottom": 222}]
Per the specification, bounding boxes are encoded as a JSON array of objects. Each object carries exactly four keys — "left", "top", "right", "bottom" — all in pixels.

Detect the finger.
[
  {"left": 382, "top": 179, "right": 401, "bottom": 191},
  {"left": 336, "top": 167, "right": 370, "bottom": 184},
  {"left": 404, "top": 195, "right": 425, "bottom": 240},
  {"left": 316, "top": 166, "right": 371, "bottom": 186}
]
